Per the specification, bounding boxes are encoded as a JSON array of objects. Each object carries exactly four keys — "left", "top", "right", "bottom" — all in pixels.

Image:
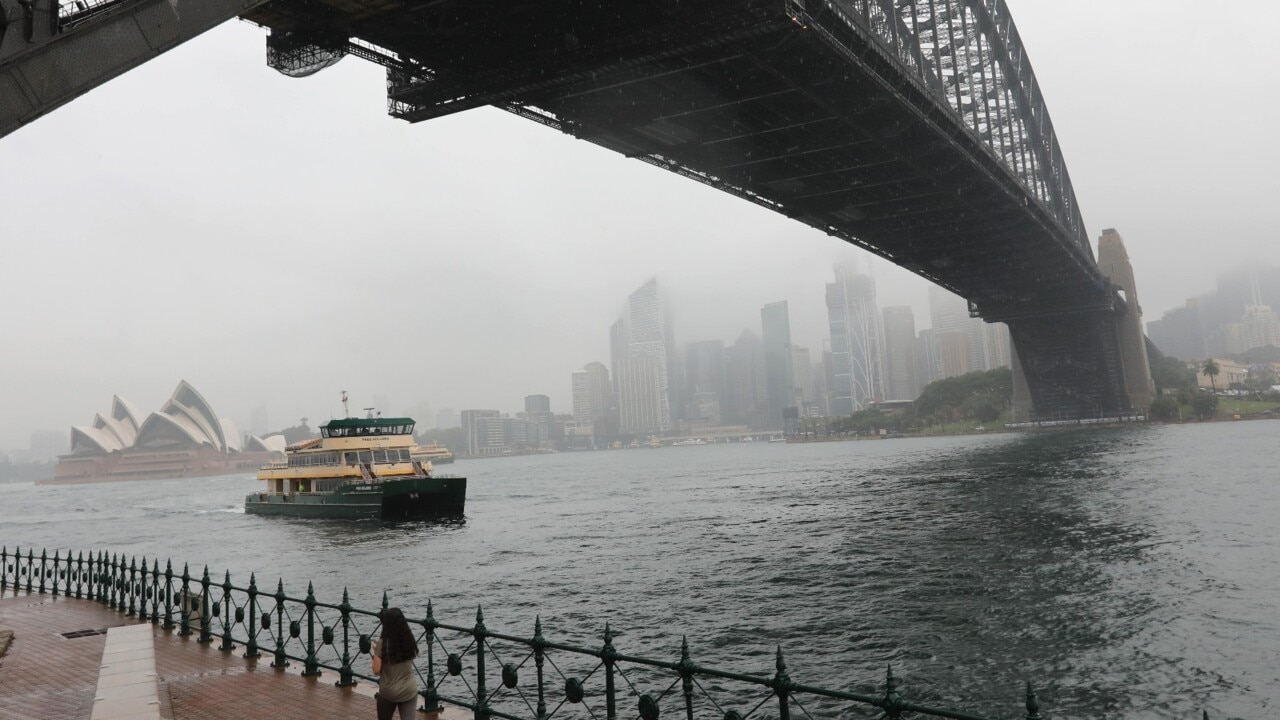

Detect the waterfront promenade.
[{"left": 0, "top": 590, "right": 462, "bottom": 719}]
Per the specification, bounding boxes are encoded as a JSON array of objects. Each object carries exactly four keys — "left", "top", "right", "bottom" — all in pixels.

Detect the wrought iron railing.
[{"left": 3, "top": 545, "right": 1061, "bottom": 719}]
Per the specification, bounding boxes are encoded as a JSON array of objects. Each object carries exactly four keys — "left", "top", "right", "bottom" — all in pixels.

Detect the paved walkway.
[{"left": 0, "top": 590, "right": 466, "bottom": 719}]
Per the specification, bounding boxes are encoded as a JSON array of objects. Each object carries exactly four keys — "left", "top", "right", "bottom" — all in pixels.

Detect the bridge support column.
[
  {"left": 1096, "top": 229, "right": 1155, "bottom": 414},
  {"left": 1005, "top": 308, "right": 1130, "bottom": 422},
  {"left": 1010, "top": 343, "right": 1033, "bottom": 424}
]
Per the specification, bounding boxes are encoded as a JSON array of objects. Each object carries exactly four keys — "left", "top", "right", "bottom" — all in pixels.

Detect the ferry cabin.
[{"left": 257, "top": 417, "right": 427, "bottom": 495}]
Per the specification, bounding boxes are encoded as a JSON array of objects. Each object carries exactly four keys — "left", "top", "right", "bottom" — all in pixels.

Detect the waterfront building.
[
  {"left": 929, "top": 284, "right": 985, "bottom": 375},
  {"left": 791, "top": 345, "right": 813, "bottom": 407},
  {"left": 915, "top": 328, "right": 940, "bottom": 389},
  {"left": 617, "top": 355, "right": 665, "bottom": 434},
  {"left": 525, "top": 395, "right": 551, "bottom": 413},
  {"left": 1196, "top": 358, "right": 1248, "bottom": 390},
  {"left": 54, "top": 381, "right": 283, "bottom": 483},
  {"left": 826, "top": 263, "right": 885, "bottom": 415},
  {"left": 571, "top": 362, "right": 612, "bottom": 422},
  {"left": 1242, "top": 305, "right": 1280, "bottom": 352},
  {"left": 936, "top": 332, "right": 971, "bottom": 379},
  {"left": 724, "top": 330, "right": 766, "bottom": 427},
  {"left": 981, "top": 322, "right": 1012, "bottom": 370},
  {"left": 881, "top": 306, "right": 918, "bottom": 401},
  {"left": 461, "top": 409, "right": 500, "bottom": 455},
  {"left": 761, "top": 301, "right": 794, "bottom": 429},
  {"left": 613, "top": 278, "right": 673, "bottom": 434},
  {"left": 683, "top": 340, "right": 726, "bottom": 419}
]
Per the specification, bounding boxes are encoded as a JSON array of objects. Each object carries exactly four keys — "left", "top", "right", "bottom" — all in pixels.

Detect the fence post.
[
  {"left": 1025, "top": 681, "right": 1044, "bottom": 720},
  {"left": 38, "top": 548, "right": 47, "bottom": 595},
  {"left": 1, "top": 546, "right": 7, "bottom": 592},
  {"left": 337, "top": 588, "right": 355, "bottom": 687},
  {"left": 198, "top": 566, "right": 212, "bottom": 644},
  {"left": 245, "top": 573, "right": 260, "bottom": 659},
  {"left": 533, "top": 617, "right": 546, "bottom": 720},
  {"left": 272, "top": 578, "right": 288, "bottom": 668},
  {"left": 51, "top": 550, "right": 60, "bottom": 597},
  {"left": 603, "top": 623, "right": 617, "bottom": 720},
  {"left": 474, "top": 606, "right": 488, "bottom": 720},
  {"left": 95, "top": 551, "right": 105, "bottom": 603},
  {"left": 423, "top": 600, "right": 440, "bottom": 713},
  {"left": 680, "top": 637, "right": 694, "bottom": 720},
  {"left": 150, "top": 559, "right": 161, "bottom": 624},
  {"left": 219, "top": 570, "right": 235, "bottom": 651},
  {"left": 127, "top": 557, "right": 137, "bottom": 617},
  {"left": 179, "top": 564, "right": 192, "bottom": 636},
  {"left": 773, "top": 647, "right": 792, "bottom": 720},
  {"left": 108, "top": 553, "right": 119, "bottom": 610},
  {"left": 881, "top": 664, "right": 903, "bottom": 720},
  {"left": 163, "top": 560, "right": 175, "bottom": 630},
  {"left": 74, "top": 551, "right": 84, "bottom": 599},
  {"left": 302, "top": 581, "right": 320, "bottom": 676}
]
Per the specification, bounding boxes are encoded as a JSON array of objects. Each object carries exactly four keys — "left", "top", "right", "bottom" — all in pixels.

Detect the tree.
[
  {"left": 1191, "top": 392, "right": 1218, "bottom": 420},
  {"left": 1148, "top": 396, "right": 1180, "bottom": 422},
  {"left": 1201, "top": 358, "right": 1220, "bottom": 394}
]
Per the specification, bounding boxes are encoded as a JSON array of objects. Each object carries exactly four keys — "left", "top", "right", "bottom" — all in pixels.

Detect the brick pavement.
[{"left": 0, "top": 592, "right": 469, "bottom": 719}]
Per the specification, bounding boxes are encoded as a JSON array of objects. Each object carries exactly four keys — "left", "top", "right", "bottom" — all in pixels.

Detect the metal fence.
[{"left": 0, "top": 545, "right": 1054, "bottom": 719}]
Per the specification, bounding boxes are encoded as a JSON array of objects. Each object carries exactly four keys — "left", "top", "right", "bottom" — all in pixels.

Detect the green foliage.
[
  {"left": 1148, "top": 395, "right": 1180, "bottom": 421},
  {"left": 1191, "top": 392, "right": 1219, "bottom": 419},
  {"left": 1201, "top": 358, "right": 1221, "bottom": 392},
  {"left": 915, "top": 368, "right": 1013, "bottom": 425},
  {"left": 1150, "top": 355, "right": 1196, "bottom": 393}
]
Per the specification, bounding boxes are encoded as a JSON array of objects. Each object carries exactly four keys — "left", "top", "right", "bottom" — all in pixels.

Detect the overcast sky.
[{"left": 1, "top": 0, "right": 1277, "bottom": 448}]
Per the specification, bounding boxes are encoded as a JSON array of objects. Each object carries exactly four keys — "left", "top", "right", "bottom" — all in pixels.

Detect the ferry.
[
  {"left": 671, "top": 438, "right": 708, "bottom": 446},
  {"left": 244, "top": 407, "right": 465, "bottom": 520},
  {"left": 412, "top": 443, "right": 455, "bottom": 464}
]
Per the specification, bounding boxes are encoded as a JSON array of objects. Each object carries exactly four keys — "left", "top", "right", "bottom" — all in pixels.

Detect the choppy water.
[{"left": 2, "top": 421, "right": 1276, "bottom": 719}]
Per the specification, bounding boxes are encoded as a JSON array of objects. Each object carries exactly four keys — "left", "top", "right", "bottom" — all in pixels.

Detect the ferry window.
[
  {"left": 344, "top": 452, "right": 357, "bottom": 464},
  {"left": 399, "top": 449, "right": 410, "bottom": 462},
  {"left": 406, "top": 423, "right": 415, "bottom": 435},
  {"left": 320, "top": 428, "right": 329, "bottom": 438},
  {"left": 359, "top": 451, "right": 373, "bottom": 464},
  {"left": 373, "top": 450, "right": 387, "bottom": 464}
]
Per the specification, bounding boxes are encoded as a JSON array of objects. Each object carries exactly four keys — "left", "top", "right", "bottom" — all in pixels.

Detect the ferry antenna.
[{"left": 341, "top": 390, "right": 350, "bottom": 419}]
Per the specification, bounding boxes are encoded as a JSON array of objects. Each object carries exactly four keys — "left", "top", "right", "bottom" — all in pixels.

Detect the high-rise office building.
[
  {"left": 572, "top": 362, "right": 611, "bottom": 422},
  {"left": 791, "top": 345, "right": 813, "bottom": 406},
  {"left": 614, "top": 278, "right": 673, "bottom": 434},
  {"left": 524, "top": 395, "right": 551, "bottom": 413},
  {"left": 916, "top": 328, "right": 940, "bottom": 388},
  {"left": 826, "top": 263, "right": 884, "bottom": 414},
  {"left": 461, "top": 409, "right": 500, "bottom": 455},
  {"left": 929, "top": 284, "right": 985, "bottom": 377},
  {"left": 881, "top": 306, "right": 918, "bottom": 401},
  {"left": 761, "top": 301, "right": 794, "bottom": 428},
  {"left": 725, "top": 330, "right": 765, "bottom": 427},
  {"left": 684, "top": 341, "right": 726, "bottom": 416},
  {"left": 981, "top": 322, "right": 1012, "bottom": 370}
]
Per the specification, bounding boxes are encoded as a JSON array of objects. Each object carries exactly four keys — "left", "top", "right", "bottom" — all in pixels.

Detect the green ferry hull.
[{"left": 244, "top": 476, "right": 465, "bottom": 520}]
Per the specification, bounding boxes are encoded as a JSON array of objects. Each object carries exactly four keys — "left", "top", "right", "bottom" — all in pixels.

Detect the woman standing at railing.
[{"left": 372, "top": 607, "right": 420, "bottom": 720}]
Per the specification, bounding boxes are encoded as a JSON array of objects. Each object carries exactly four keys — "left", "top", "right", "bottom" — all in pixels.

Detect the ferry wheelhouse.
[{"left": 244, "top": 415, "right": 465, "bottom": 520}]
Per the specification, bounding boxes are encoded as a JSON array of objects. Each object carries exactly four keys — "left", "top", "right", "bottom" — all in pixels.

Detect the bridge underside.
[
  {"left": 0, "top": 0, "right": 1136, "bottom": 420},
  {"left": 247, "top": 0, "right": 1114, "bottom": 323}
]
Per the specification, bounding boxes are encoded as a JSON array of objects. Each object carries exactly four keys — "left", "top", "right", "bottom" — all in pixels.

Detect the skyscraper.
[
  {"left": 791, "top": 345, "right": 813, "bottom": 407},
  {"left": 683, "top": 341, "right": 726, "bottom": 416},
  {"left": 725, "top": 330, "right": 765, "bottom": 427},
  {"left": 524, "top": 395, "right": 551, "bottom": 413},
  {"left": 614, "top": 278, "right": 672, "bottom": 434},
  {"left": 928, "top": 284, "right": 985, "bottom": 377},
  {"left": 461, "top": 409, "right": 500, "bottom": 455},
  {"left": 881, "top": 306, "right": 918, "bottom": 401},
  {"left": 826, "top": 263, "right": 884, "bottom": 414},
  {"left": 761, "top": 301, "right": 794, "bottom": 429},
  {"left": 571, "top": 362, "right": 611, "bottom": 422}
]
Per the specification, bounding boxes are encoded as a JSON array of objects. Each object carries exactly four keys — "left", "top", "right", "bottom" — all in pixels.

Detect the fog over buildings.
[{"left": 1, "top": 1, "right": 1278, "bottom": 449}]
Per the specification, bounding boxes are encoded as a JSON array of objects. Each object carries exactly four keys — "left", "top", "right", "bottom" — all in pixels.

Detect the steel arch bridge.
[{"left": 0, "top": 0, "right": 1153, "bottom": 420}]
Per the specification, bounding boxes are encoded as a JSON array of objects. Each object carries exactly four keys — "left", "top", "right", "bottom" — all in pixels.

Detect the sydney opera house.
[{"left": 48, "top": 381, "right": 286, "bottom": 484}]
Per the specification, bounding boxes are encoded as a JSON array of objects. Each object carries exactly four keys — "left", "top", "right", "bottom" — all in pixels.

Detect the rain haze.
[{"left": 1, "top": 0, "right": 1276, "bottom": 449}]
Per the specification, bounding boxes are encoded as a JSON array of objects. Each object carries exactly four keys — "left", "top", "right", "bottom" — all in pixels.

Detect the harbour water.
[{"left": 2, "top": 421, "right": 1276, "bottom": 719}]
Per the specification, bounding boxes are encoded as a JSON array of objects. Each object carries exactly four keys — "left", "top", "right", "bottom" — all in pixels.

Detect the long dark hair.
[{"left": 379, "top": 607, "right": 419, "bottom": 664}]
